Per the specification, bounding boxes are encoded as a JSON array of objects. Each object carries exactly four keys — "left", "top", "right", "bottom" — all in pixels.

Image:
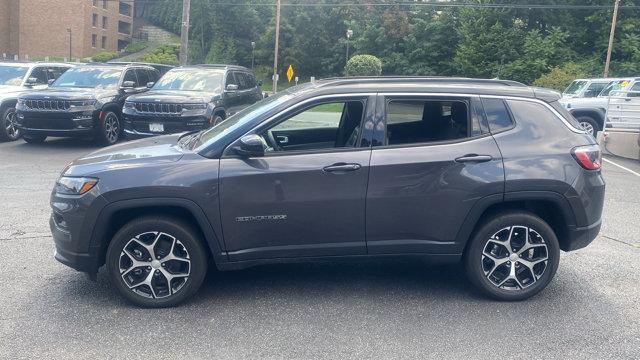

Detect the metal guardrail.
[{"left": 605, "top": 90, "right": 640, "bottom": 131}]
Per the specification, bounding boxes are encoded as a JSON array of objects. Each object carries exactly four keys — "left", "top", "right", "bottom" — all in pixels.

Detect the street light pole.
[
  {"left": 345, "top": 29, "right": 353, "bottom": 76},
  {"left": 273, "top": 0, "right": 281, "bottom": 93},
  {"left": 604, "top": 0, "right": 620, "bottom": 78},
  {"left": 66, "top": 28, "right": 72, "bottom": 61},
  {"left": 179, "top": 0, "right": 191, "bottom": 66},
  {"left": 251, "top": 41, "right": 256, "bottom": 70}
]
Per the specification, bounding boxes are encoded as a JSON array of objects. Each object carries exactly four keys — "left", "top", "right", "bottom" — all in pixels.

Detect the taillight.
[{"left": 572, "top": 144, "right": 602, "bottom": 170}]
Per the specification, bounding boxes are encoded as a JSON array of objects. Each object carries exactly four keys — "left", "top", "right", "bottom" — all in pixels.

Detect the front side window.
[
  {"left": 136, "top": 69, "right": 150, "bottom": 87},
  {"left": 153, "top": 69, "right": 224, "bottom": 92},
  {"left": 585, "top": 82, "right": 609, "bottom": 97},
  {"left": 262, "top": 101, "right": 365, "bottom": 152},
  {"left": 385, "top": 99, "right": 470, "bottom": 145},
  {"left": 52, "top": 67, "right": 122, "bottom": 89},
  {"left": 482, "top": 98, "right": 514, "bottom": 133},
  {"left": 28, "top": 67, "right": 49, "bottom": 85}
]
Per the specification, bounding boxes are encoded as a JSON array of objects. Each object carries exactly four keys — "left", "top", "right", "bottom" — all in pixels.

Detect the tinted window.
[
  {"left": 147, "top": 69, "right": 159, "bottom": 83},
  {"left": 585, "top": 82, "right": 609, "bottom": 97},
  {"left": 246, "top": 73, "right": 256, "bottom": 88},
  {"left": 385, "top": 99, "right": 469, "bottom": 145},
  {"left": 482, "top": 98, "right": 514, "bottom": 133},
  {"left": 136, "top": 68, "right": 150, "bottom": 87},
  {"left": 506, "top": 100, "right": 569, "bottom": 130},
  {"left": 29, "top": 67, "right": 49, "bottom": 85},
  {"left": 226, "top": 72, "right": 238, "bottom": 86},
  {"left": 122, "top": 69, "right": 138, "bottom": 86}
]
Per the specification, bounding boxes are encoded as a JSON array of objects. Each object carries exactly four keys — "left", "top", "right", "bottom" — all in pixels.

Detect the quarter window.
[
  {"left": 385, "top": 99, "right": 470, "bottom": 145},
  {"left": 263, "top": 101, "right": 365, "bottom": 152},
  {"left": 482, "top": 98, "right": 514, "bottom": 133}
]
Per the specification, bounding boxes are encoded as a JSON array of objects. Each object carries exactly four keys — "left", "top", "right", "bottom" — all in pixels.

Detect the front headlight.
[
  {"left": 55, "top": 176, "right": 98, "bottom": 195},
  {"left": 181, "top": 103, "right": 207, "bottom": 117},
  {"left": 124, "top": 101, "right": 135, "bottom": 109},
  {"left": 69, "top": 99, "right": 97, "bottom": 112}
]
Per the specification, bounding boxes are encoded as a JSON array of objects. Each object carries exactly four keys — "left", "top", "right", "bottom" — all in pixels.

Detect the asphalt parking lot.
[{"left": 0, "top": 138, "right": 639, "bottom": 360}]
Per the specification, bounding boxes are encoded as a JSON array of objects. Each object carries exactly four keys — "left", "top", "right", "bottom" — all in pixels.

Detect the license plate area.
[{"left": 149, "top": 123, "right": 164, "bottom": 132}]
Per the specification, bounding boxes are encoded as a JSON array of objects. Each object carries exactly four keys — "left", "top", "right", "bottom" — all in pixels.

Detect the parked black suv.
[
  {"left": 15, "top": 63, "right": 162, "bottom": 145},
  {"left": 123, "top": 65, "right": 263, "bottom": 138},
  {"left": 50, "top": 78, "right": 604, "bottom": 307}
]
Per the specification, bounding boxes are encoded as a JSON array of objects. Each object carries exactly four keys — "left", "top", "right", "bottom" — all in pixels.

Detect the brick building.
[{"left": 0, "top": 0, "right": 134, "bottom": 61}]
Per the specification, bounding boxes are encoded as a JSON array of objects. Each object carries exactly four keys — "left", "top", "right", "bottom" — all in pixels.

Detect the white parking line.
[{"left": 603, "top": 158, "right": 640, "bottom": 178}]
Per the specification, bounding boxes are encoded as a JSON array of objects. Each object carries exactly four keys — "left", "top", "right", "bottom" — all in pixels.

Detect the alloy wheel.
[
  {"left": 104, "top": 113, "right": 119, "bottom": 143},
  {"left": 579, "top": 121, "right": 595, "bottom": 136},
  {"left": 481, "top": 226, "right": 549, "bottom": 291},
  {"left": 4, "top": 109, "right": 20, "bottom": 140},
  {"left": 119, "top": 231, "right": 191, "bottom": 299}
]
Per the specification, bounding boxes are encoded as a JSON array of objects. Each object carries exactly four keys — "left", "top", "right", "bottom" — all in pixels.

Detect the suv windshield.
[
  {"left": 563, "top": 80, "right": 587, "bottom": 95},
  {"left": 52, "top": 67, "right": 122, "bottom": 89},
  {"left": 153, "top": 69, "right": 224, "bottom": 92},
  {"left": 0, "top": 65, "right": 29, "bottom": 86},
  {"left": 598, "top": 80, "right": 631, "bottom": 97}
]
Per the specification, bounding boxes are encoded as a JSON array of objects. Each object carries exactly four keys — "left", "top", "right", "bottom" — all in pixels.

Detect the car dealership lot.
[{"left": 0, "top": 138, "right": 639, "bottom": 359}]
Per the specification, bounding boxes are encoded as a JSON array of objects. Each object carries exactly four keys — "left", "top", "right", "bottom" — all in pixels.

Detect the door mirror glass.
[
  {"left": 226, "top": 84, "right": 239, "bottom": 91},
  {"left": 25, "top": 77, "right": 39, "bottom": 86},
  {"left": 121, "top": 80, "right": 135, "bottom": 89},
  {"left": 146, "top": 81, "right": 155, "bottom": 88},
  {"left": 235, "top": 134, "right": 267, "bottom": 157}
]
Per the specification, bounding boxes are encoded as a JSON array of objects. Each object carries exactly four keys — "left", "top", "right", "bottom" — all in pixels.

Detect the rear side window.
[
  {"left": 481, "top": 98, "right": 514, "bottom": 133},
  {"left": 385, "top": 99, "right": 470, "bottom": 145},
  {"left": 506, "top": 100, "right": 574, "bottom": 131}
]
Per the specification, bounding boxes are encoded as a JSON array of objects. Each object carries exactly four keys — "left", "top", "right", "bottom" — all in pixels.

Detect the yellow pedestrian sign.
[{"left": 286, "top": 65, "right": 294, "bottom": 82}]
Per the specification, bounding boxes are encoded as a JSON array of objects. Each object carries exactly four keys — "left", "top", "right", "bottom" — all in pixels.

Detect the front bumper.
[
  {"left": 123, "top": 113, "right": 210, "bottom": 138},
  {"left": 16, "top": 110, "right": 98, "bottom": 137}
]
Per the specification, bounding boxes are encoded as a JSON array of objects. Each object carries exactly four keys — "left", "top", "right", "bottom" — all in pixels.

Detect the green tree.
[{"left": 345, "top": 55, "right": 382, "bottom": 76}]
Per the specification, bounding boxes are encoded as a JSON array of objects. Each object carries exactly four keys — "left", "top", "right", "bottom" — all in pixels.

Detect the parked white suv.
[
  {"left": 560, "top": 78, "right": 638, "bottom": 135},
  {"left": 0, "top": 62, "right": 73, "bottom": 141}
]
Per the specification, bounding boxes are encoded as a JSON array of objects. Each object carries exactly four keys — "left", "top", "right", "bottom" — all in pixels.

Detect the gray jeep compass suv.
[{"left": 50, "top": 78, "right": 605, "bottom": 307}]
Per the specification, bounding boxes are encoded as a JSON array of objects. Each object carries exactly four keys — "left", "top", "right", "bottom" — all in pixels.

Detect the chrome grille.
[
  {"left": 134, "top": 102, "right": 183, "bottom": 115},
  {"left": 25, "top": 99, "right": 71, "bottom": 111}
]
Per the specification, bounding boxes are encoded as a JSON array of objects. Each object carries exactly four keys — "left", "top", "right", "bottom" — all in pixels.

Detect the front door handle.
[
  {"left": 455, "top": 154, "right": 493, "bottom": 163},
  {"left": 323, "top": 163, "right": 362, "bottom": 173}
]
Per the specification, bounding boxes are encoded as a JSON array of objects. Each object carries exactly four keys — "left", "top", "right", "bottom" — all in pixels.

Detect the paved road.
[{"left": 1, "top": 138, "right": 639, "bottom": 359}]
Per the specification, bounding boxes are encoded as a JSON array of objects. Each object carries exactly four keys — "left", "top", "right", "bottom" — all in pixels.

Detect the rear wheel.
[
  {"left": 0, "top": 107, "right": 21, "bottom": 142},
  {"left": 23, "top": 134, "right": 46, "bottom": 144},
  {"left": 576, "top": 116, "right": 599, "bottom": 136},
  {"left": 95, "top": 111, "right": 121, "bottom": 146},
  {"left": 464, "top": 212, "right": 560, "bottom": 301},
  {"left": 106, "top": 216, "right": 208, "bottom": 308}
]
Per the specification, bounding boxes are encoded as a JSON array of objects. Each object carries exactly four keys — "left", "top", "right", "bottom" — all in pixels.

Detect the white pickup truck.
[{"left": 560, "top": 78, "right": 639, "bottom": 135}]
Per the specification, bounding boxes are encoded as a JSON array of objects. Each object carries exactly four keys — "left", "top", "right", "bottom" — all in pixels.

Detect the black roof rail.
[{"left": 316, "top": 76, "right": 528, "bottom": 88}]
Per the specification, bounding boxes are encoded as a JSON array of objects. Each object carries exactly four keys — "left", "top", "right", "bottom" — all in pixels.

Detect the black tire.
[
  {"left": 576, "top": 116, "right": 599, "bottom": 137},
  {"left": 464, "top": 212, "right": 560, "bottom": 301},
  {"left": 95, "top": 110, "right": 121, "bottom": 146},
  {"left": 211, "top": 113, "right": 224, "bottom": 127},
  {"left": 22, "top": 134, "right": 46, "bottom": 144},
  {"left": 0, "top": 107, "right": 21, "bottom": 142},
  {"left": 106, "top": 216, "right": 208, "bottom": 308}
]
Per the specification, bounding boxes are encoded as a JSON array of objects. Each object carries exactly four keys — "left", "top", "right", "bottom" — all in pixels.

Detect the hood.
[
  {"left": 559, "top": 97, "right": 609, "bottom": 110},
  {"left": 19, "top": 87, "right": 115, "bottom": 100},
  {"left": 0, "top": 85, "right": 25, "bottom": 94},
  {"left": 63, "top": 133, "right": 186, "bottom": 176},
  {"left": 127, "top": 90, "right": 215, "bottom": 104}
]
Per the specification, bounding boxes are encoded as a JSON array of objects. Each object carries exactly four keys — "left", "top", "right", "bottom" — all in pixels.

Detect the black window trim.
[
  {"left": 374, "top": 94, "right": 488, "bottom": 150},
  {"left": 222, "top": 93, "right": 376, "bottom": 159}
]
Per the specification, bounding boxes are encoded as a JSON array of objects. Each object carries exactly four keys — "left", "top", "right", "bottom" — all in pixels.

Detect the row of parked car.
[
  {"left": 0, "top": 61, "right": 264, "bottom": 145},
  {"left": 560, "top": 77, "right": 640, "bottom": 136}
]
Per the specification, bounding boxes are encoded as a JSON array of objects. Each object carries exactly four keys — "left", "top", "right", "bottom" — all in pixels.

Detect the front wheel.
[
  {"left": 0, "top": 107, "right": 21, "bottom": 142},
  {"left": 464, "top": 212, "right": 560, "bottom": 301},
  {"left": 106, "top": 216, "right": 208, "bottom": 308},
  {"left": 95, "top": 111, "right": 121, "bottom": 146}
]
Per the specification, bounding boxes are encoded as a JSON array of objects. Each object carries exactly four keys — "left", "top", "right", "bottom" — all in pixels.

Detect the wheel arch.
[
  {"left": 456, "top": 192, "right": 578, "bottom": 254},
  {"left": 570, "top": 108, "right": 606, "bottom": 130},
  {"left": 212, "top": 107, "right": 226, "bottom": 118},
  {"left": 90, "top": 198, "right": 226, "bottom": 269}
]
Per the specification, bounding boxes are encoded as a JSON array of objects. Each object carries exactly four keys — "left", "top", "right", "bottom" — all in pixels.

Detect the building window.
[
  {"left": 92, "top": 34, "right": 97, "bottom": 48},
  {"left": 118, "top": 21, "right": 131, "bottom": 35},
  {"left": 102, "top": 16, "right": 107, "bottom": 29},
  {"left": 101, "top": 36, "right": 107, "bottom": 49},
  {"left": 119, "top": 1, "right": 132, "bottom": 17},
  {"left": 102, "top": 0, "right": 107, "bottom": 9},
  {"left": 92, "top": 14, "right": 97, "bottom": 27},
  {"left": 92, "top": 0, "right": 97, "bottom": 6}
]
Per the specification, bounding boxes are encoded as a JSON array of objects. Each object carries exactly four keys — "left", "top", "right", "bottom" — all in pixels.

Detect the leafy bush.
[
  {"left": 141, "top": 45, "right": 180, "bottom": 65},
  {"left": 91, "top": 51, "right": 119, "bottom": 62},
  {"left": 532, "top": 62, "right": 587, "bottom": 91},
  {"left": 123, "top": 42, "right": 148, "bottom": 54},
  {"left": 345, "top": 55, "right": 382, "bottom": 76}
]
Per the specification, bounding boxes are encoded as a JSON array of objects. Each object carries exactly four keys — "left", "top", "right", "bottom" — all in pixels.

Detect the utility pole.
[
  {"left": 251, "top": 41, "right": 256, "bottom": 70},
  {"left": 604, "top": 0, "right": 620, "bottom": 78},
  {"left": 345, "top": 29, "right": 353, "bottom": 76},
  {"left": 66, "top": 28, "right": 72, "bottom": 62},
  {"left": 272, "top": 0, "right": 281, "bottom": 93},
  {"left": 179, "top": 0, "right": 191, "bottom": 66}
]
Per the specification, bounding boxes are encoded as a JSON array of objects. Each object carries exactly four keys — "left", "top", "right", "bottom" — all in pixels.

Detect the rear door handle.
[
  {"left": 455, "top": 154, "right": 493, "bottom": 163},
  {"left": 323, "top": 163, "right": 362, "bottom": 173}
]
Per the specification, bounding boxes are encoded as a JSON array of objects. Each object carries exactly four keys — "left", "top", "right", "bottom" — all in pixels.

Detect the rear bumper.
[{"left": 564, "top": 217, "right": 602, "bottom": 251}]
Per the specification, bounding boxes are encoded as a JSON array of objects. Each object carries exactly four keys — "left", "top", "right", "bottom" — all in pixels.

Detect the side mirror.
[
  {"left": 25, "top": 77, "right": 39, "bottom": 86},
  {"left": 146, "top": 82, "right": 155, "bottom": 88},
  {"left": 47, "top": 79, "right": 56, "bottom": 85},
  {"left": 121, "top": 81, "right": 135, "bottom": 89},
  {"left": 234, "top": 134, "right": 267, "bottom": 157},
  {"left": 226, "top": 84, "right": 239, "bottom": 91}
]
